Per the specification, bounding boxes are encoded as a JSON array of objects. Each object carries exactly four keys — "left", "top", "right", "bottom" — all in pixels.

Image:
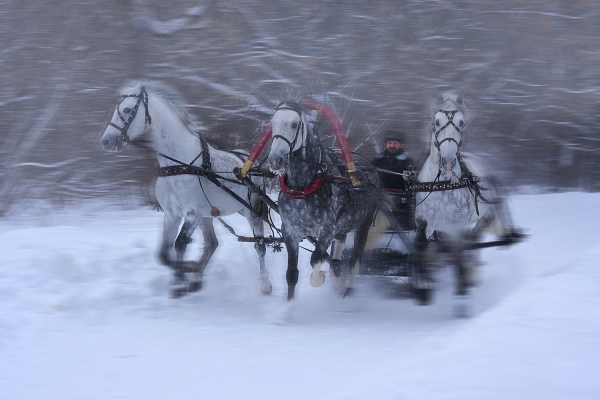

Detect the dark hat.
[{"left": 383, "top": 129, "right": 406, "bottom": 143}]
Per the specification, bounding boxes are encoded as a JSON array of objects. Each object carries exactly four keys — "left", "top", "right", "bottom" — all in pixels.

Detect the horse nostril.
[{"left": 101, "top": 139, "right": 109, "bottom": 146}]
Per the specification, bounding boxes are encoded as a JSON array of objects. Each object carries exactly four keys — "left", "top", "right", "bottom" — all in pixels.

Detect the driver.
[{"left": 371, "top": 130, "right": 416, "bottom": 230}]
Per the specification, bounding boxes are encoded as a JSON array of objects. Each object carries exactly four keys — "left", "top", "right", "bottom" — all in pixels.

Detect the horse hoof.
[
  {"left": 261, "top": 281, "right": 273, "bottom": 295},
  {"left": 453, "top": 296, "right": 473, "bottom": 318},
  {"left": 342, "top": 287, "right": 354, "bottom": 298},
  {"left": 414, "top": 288, "right": 433, "bottom": 306},
  {"left": 188, "top": 281, "right": 202, "bottom": 293},
  {"left": 310, "top": 270, "right": 326, "bottom": 287},
  {"left": 171, "top": 287, "right": 189, "bottom": 299}
]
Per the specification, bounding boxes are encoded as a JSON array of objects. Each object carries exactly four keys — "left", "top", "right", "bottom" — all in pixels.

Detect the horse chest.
[
  {"left": 278, "top": 188, "right": 370, "bottom": 238},
  {"left": 278, "top": 194, "right": 336, "bottom": 235},
  {"left": 417, "top": 188, "right": 476, "bottom": 226}
]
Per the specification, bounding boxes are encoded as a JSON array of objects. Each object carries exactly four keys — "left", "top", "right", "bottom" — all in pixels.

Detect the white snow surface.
[{"left": 1, "top": 192, "right": 599, "bottom": 399}]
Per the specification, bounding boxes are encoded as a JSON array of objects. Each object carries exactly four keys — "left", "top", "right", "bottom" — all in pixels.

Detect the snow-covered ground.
[{"left": 1, "top": 192, "right": 598, "bottom": 399}]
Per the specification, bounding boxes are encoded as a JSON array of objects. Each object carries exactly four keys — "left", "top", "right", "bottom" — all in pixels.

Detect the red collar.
[{"left": 280, "top": 173, "right": 324, "bottom": 198}]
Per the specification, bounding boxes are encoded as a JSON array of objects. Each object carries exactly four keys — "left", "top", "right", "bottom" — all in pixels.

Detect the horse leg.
[
  {"left": 456, "top": 213, "right": 494, "bottom": 293},
  {"left": 342, "top": 214, "right": 373, "bottom": 298},
  {"left": 309, "top": 234, "right": 332, "bottom": 288},
  {"left": 157, "top": 212, "right": 191, "bottom": 295},
  {"left": 283, "top": 233, "right": 300, "bottom": 301},
  {"left": 412, "top": 217, "right": 433, "bottom": 305},
  {"left": 188, "top": 216, "right": 219, "bottom": 293},
  {"left": 158, "top": 212, "right": 180, "bottom": 268},
  {"left": 171, "top": 210, "right": 203, "bottom": 298},
  {"left": 242, "top": 198, "right": 272, "bottom": 295},
  {"left": 329, "top": 234, "right": 347, "bottom": 289}
]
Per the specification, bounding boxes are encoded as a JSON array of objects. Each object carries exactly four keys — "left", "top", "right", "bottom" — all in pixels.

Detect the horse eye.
[
  {"left": 459, "top": 120, "right": 464, "bottom": 128},
  {"left": 123, "top": 107, "right": 132, "bottom": 113},
  {"left": 435, "top": 119, "right": 440, "bottom": 127},
  {"left": 291, "top": 122, "right": 298, "bottom": 130}
]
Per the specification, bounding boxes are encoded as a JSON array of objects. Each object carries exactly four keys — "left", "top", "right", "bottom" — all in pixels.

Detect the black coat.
[{"left": 371, "top": 149, "right": 415, "bottom": 191}]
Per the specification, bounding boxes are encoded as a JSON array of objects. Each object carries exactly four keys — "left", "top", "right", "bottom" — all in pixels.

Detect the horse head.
[
  {"left": 100, "top": 82, "right": 152, "bottom": 152},
  {"left": 430, "top": 91, "right": 468, "bottom": 175},
  {"left": 267, "top": 101, "right": 312, "bottom": 174}
]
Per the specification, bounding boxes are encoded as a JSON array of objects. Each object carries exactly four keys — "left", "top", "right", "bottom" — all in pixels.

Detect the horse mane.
[
  {"left": 275, "top": 100, "right": 306, "bottom": 115},
  {"left": 119, "top": 81, "right": 205, "bottom": 136}
]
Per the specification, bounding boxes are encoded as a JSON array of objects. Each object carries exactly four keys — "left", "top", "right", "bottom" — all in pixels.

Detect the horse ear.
[
  {"left": 132, "top": 81, "right": 143, "bottom": 94},
  {"left": 435, "top": 92, "right": 445, "bottom": 104},
  {"left": 303, "top": 111, "right": 314, "bottom": 131},
  {"left": 455, "top": 92, "right": 464, "bottom": 106}
]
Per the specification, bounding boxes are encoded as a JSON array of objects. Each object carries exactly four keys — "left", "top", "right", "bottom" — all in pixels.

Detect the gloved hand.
[{"left": 403, "top": 169, "right": 416, "bottom": 181}]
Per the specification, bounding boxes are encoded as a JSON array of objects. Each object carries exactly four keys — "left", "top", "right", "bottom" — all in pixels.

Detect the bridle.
[
  {"left": 272, "top": 101, "right": 330, "bottom": 198},
  {"left": 433, "top": 108, "right": 464, "bottom": 170},
  {"left": 271, "top": 102, "right": 306, "bottom": 154},
  {"left": 108, "top": 88, "right": 152, "bottom": 143}
]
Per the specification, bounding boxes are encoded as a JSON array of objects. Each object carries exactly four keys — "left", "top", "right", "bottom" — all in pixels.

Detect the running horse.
[
  {"left": 99, "top": 82, "right": 272, "bottom": 298},
  {"left": 267, "top": 100, "right": 380, "bottom": 302},
  {"left": 412, "top": 91, "right": 523, "bottom": 309}
]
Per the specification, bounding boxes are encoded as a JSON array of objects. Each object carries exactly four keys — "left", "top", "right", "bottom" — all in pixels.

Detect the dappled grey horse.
[{"left": 267, "top": 101, "right": 380, "bottom": 302}]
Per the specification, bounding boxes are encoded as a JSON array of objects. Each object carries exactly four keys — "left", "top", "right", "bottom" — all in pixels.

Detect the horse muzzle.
[
  {"left": 100, "top": 135, "right": 127, "bottom": 152},
  {"left": 441, "top": 157, "right": 457, "bottom": 171},
  {"left": 268, "top": 158, "right": 286, "bottom": 175},
  {"left": 268, "top": 149, "right": 287, "bottom": 174}
]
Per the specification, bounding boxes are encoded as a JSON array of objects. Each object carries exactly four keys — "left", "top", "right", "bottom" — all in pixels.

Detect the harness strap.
[
  {"left": 158, "top": 133, "right": 212, "bottom": 176},
  {"left": 158, "top": 164, "right": 207, "bottom": 177},
  {"left": 410, "top": 178, "right": 471, "bottom": 192},
  {"left": 411, "top": 154, "right": 497, "bottom": 216},
  {"left": 382, "top": 188, "right": 405, "bottom": 193},
  {"left": 156, "top": 145, "right": 260, "bottom": 216},
  {"left": 179, "top": 133, "right": 212, "bottom": 169},
  {"left": 279, "top": 173, "right": 324, "bottom": 198}
]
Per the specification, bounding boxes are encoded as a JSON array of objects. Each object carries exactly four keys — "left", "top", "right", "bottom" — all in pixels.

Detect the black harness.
[
  {"left": 272, "top": 101, "right": 306, "bottom": 153},
  {"left": 433, "top": 109, "right": 463, "bottom": 150},
  {"left": 410, "top": 153, "right": 495, "bottom": 216},
  {"left": 109, "top": 88, "right": 152, "bottom": 143},
  {"left": 157, "top": 134, "right": 212, "bottom": 176},
  {"left": 433, "top": 109, "right": 464, "bottom": 171}
]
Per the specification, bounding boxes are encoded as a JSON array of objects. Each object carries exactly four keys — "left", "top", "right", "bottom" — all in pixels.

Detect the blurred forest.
[{"left": 1, "top": 0, "right": 599, "bottom": 215}]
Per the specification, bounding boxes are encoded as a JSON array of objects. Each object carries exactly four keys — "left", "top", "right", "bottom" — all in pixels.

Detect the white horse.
[
  {"left": 413, "top": 91, "right": 522, "bottom": 308},
  {"left": 99, "top": 82, "right": 272, "bottom": 298}
]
